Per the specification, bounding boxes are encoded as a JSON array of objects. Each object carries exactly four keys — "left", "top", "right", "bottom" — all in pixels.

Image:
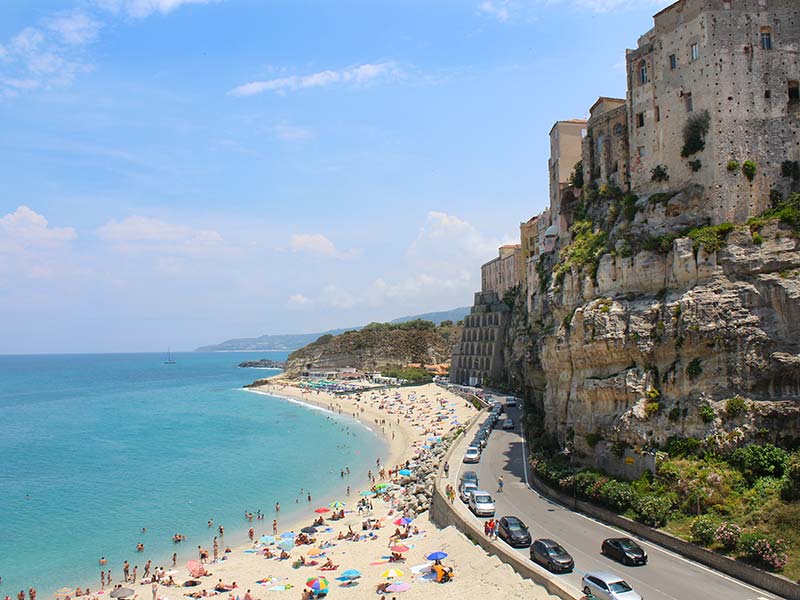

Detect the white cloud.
[
  {"left": 290, "top": 233, "right": 355, "bottom": 260},
  {"left": 320, "top": 284, "right": 356, "bottom": 310},
  {"left": 96, "top": 216, "right": 232, "bottom": 259},
  {"left": 478, "top": 0, "right": 512, "bottom": 21},
  {"left": 46, "top": 12, "right": 102, "bottom": 45},
  {"left": 230, "top": 62, "right": 400, "bottom": 97},
  {"left": 271, "top": 124, "right": 314, "bottom": 142},
  {"left": 93, "top": 0, "right": 222, "bottom": 19},
  {"left": 0, "top": 205, "right": 77, "bottom": 281},
  {"left": 478, "top": 0, "right": 668, "bottom": 21},
  {"left": 287, "top": 293, "right": 312, "bottom": 308}
]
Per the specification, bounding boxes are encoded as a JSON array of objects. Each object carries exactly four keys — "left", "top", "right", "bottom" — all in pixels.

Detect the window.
[
  {"left": 639, "top": 61, "right": 649, "bottom": 85},
  {"left": 723, "top": 0, "right": 732, "bottom": 8},
  {"left": 655, "top": 106, "right": 661, "bottom": 122},
  {"left": 685, "top": 92, "right": 694, "bottom": 112},
  {"left": 765, "top": 89, "right": 772, "bottom": 99},
  {"left": 761, "top": 29, "right": 773, "bottom": 50},
  {"left": 691, "top": 43, "right": 699, "bottom": 61},
  {"left": 613, "top": 123, "right": 624, "bottom": 137},
  {"left": 637, "top": 146, "right": 646, "bottom": 158},
  {"left": 669, "top": 54, "right": 677, "bottom": 70},
  {"left": 636, "top": 112, "right": 645, "bottom": 127},
  {"left": 790, "top": 81, "right": 800, "bottom": 101}
]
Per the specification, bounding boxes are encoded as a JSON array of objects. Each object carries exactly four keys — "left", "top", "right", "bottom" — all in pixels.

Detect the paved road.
[{"left": 448, "top": 401, "right": 776, "bottom": 600}]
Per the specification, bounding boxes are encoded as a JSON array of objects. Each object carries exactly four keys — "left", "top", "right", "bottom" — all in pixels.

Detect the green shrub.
[
  {"left": 598, "top": 182, "right": 623, "bottom": 200},
  {"left": 623, "top": 193, "right": 639, "bottom": 221},
  {"left": 739, "top": 533, "right": 790, "bottom": 571},
  {"left": 633, "top": 494, "right": 673, "bottom": 527},
  {"left": 714, "top": 522, "right": 742, "bottom": 551},
  {"left": 666, "top": 436, "right": 702, "bottom": 457},
  {"left": 699, "top": 404, "right": 716, "bottom": 423},
  {"left": 585, "top": 432, "right": 603, "bottom": 448},
  {"left": 690, "top": 515, "right": 719, "bottom": 546},
  {"left": 782, "top": 451, "right": 800, "bottom": 500},
  {"left": 752, "top": 231, "right": 764, "bottom": 245},
  {"left": 611, "top": 441, "right": 629, "bottom": 458},
  {"left": 575, "top": 470, "right": 606, "bottom": 500},
  {"left": 742, "top": 160, "right": 757, "bottom": 182},
  {"left": 688, "top": 159, "right": 702, "bottom": 172},
  {"left": 599, "top": 480, "right": 635, "bottom": 512},
  {"left": 618, "top": 240, "right": 634, "bottom": 258},
  {"left": 668, "top": 407, "right": 681, "bottom": 422},
  {"left": 686, "top": 357, "right": 703, "bottom": 380},
  {"left": 552, "top": 220, "right": 608, "bottom": 284},
  {"left": 687, "top": 222, "right": 734, "bottom": 253},
  {"left": 727, "top": 160, "right": 740, "bottom": 173},
  {"left": 730, "top": 444, "right": 789, "bottom": 480},
  {"left": 681, "top": 110, "right": 710, "bottom": 157},
  {"left": 645, "top": 402, "right": 661, "bottom": 417},
  {"left": 570, "top": 161, "right": 584, "bottom": 189},
  {"left": 651, "top": 164, "right": 670, "bottom": 182},
  {"left": 381, "top": 367, "right": 432, "bottom": 384},
  {"left": 725, "top": 395, "right": 748, "bottom": 418}
]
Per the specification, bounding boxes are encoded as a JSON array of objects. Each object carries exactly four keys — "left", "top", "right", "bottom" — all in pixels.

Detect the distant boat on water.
[{"left": 164, "top": 348, "right": 177, "bottom": 364}]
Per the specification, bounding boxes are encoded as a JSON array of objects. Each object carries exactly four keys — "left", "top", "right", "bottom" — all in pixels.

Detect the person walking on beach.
[
  {"left": 151, "top": 583, "right": 158, "bottom": 600},
  {"left": 444, "top": 462, "right": 449, "bottom": 477},
  {"left": 172, "top": 553, "right": 177, "bottom": 568},
  {"left": 272, "top": 519, "right": 278, "bottom": 535},
  {"left": 100, "top": 572, "right": 105, "bottom": 590},
  {"left": 497, "top": 476, "right": 504, "bottom": 492},
  {"left": 123, "top": 561, "right": 130, "bottom": 582},
  {"left": 248, "top": 527, "right": 254, "bottom": 543},
  {"left": 107, "top": 569, "right": 112, "bottom": 586},
  {"left": 28, "top": 588, "right": 36, "bottom": 600},
  {"left": 132, "top": 565, "right": 138, "bottom": 583},
  {"left": 144, "top": 560, "right": 151, "bottom": 579}
]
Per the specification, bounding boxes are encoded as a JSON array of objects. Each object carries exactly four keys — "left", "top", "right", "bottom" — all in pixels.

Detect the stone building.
[
  {"left": 582, "top": 97, "right": 629, "bottom": 189},
  {"left": 626, "top": 0, "right": 800, "bottom": 223},
  {"left": 481, "top": 244, "right": 522, "bottom": 297},
  {"left": 448, "top": 291, "right": 511, "bottom": 387},
  {"left": 548, "top": 120, "right": 587, "bottom": 236}
]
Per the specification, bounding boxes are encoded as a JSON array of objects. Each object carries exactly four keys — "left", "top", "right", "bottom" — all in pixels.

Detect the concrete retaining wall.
[{"left": 530, "top": 474, "right": 800, "bottom": 600}]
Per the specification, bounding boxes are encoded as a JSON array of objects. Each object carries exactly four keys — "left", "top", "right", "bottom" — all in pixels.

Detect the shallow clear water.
[{"left": 0, "top": 352, "right": 384, "bottom": 598}]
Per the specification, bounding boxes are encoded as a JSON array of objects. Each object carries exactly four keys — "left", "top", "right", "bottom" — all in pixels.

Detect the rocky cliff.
[
  {"left": 510, "top": 185, "right": 800, "bottom": 468},
  {"left": 283, "top": 320, "right": 461, "bottom": 376}
]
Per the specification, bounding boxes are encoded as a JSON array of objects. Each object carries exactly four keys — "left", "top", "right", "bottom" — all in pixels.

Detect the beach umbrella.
[
  {"left": 393, "top": 517, "right": 413, "bottom": 526},
  {"left": 55, "top": 589, "right": 73, "bottom": 598},
  {"left": 314, "top": 507, "right": 330, "bottom": 514},
  {"left": 381, "top": 568, "right": 404, "bottom": 579},
  {"left": 110, "top": 589, "right": 134, "bottom": 599},
  {"left": 329, "top": 501, "right": 345, "bottom": 509},
  {"left": 340, "top": 569, "right": 361, "bottom": 580},
  {"left": 374, "top": 483, "right": 390, "bottom": 491},
  {"left": 305, "top": 577, "right": 328, "bottom": 592},
  {"left": 426, "top": 551, "right": 448, "bottom": 561},
  {"left": 307, "top": 548, "right": 324, "bottom": 557},
  {"left": 386, "top": 582, "right": 411, "bottom": 593},
  {"left": 301, "top": 526, "right": 318, "bottom": 534},
  {"left": 278, "top": 539, "right": 295, "bottom": 551},
  {"left": 259, "top": 535, "right": 275, "bottom": 544},
  {"left": 279, "top": 531, "right": 296, "bottom": 538},
  {"left": 398, "top": 469, "right": 412, "bottom": 476},
  {"left": 359, "top": 490, "right": 375, "bottom": 497},
  {"left": 391, "top": 545, "right": 410, "bottom": 553},
  {"left": 186, "top": 560, "right": 206, "bottom": 578}
]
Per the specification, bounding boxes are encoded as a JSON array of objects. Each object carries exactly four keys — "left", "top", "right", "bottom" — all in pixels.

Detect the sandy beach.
[{"left": 71, "top": 382, "right": 555, "bottom": 600}]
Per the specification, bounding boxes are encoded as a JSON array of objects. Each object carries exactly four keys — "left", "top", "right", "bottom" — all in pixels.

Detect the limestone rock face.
[{"left": 517, "top": 220, "right": 800, "bottom": 467}]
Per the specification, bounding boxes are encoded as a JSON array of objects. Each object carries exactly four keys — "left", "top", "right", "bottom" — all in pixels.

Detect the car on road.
[
  {"left": 497, "top": 516, "right": 531, "bottom": 548},
  {"left": 463, "top": 446, "right": 481, "bottom": 463},
  {"left": 467, "top": 490, "right": 496, "bottom": 516},
  {"left": 505, "top": 398, "right": 517, "bottom": 407},
  {"left": 501, "top": 418, "right": 514, "bottom": 430},
  {"left": 581, "top": 572, "right": 642, "bottom": 600},
  {"left": 601, "top": 537, "right": 648, "bottom": 566},
  {"left": 460, "top": 471, "right": 479, "bottom": 487},
  {"left": 530, "top": 538, "right": 574, "bottom": 572},
  {"left": 458, "top": 482, "right": 479, "bottom": 503}
]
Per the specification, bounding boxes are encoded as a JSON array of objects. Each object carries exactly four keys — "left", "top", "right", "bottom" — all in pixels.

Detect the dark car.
[
  {"left": 497, "top": 516, "right": 531, "bottom": 548},
  {"left": 530, "top": 538, "right": 574, "bottom": 572},
  {"left": 461, "top": 471, "right": 479, "bottom": 487},
  {"left": 601, "top": 537, "right": 648, "bottom": 566}
]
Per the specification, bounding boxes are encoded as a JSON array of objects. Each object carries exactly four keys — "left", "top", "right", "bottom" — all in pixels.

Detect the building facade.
[
  {"left": 548, "top": 120, "right": 587, "bottom": 236},
  {"left": 481, "top": 244, "right": 522, "bottom": 297},
  {"left": 626, "top": 0, "right": 800, "bottom": 223},
  {"left": 449, "top": 292, "right": 512, "bottom": 387},
  {"left": 583, "top": 97, "right": 630, "bottom": 189}
]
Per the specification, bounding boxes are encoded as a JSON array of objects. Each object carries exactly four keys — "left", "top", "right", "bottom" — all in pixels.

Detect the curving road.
[{"left": 446, "top": 399, "right": 777, "bottom": 600}]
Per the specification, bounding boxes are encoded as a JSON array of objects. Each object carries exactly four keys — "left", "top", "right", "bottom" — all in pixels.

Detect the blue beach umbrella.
[
  {"left": 278, "top": 539, "right": 295, "bottom": 551},
  {"left": 279, "top": 531, "right": 296, "bottom": 539},
  {"left": 359, "top": 490, "right": 375, "bottom": 497},
  {"left": 426, "top": 551, "right": 448, "bottom": 561},
  {"left": 398, "top": 469, "right": 412, "bottom": 476},
  {"left": 259, "top": 535, "right": 275, "bottom": 544},
  {"left": 340, "top": 569, "right": 361, "bottom": 580}
]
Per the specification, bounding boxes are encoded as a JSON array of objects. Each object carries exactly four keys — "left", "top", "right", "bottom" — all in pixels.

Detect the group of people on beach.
[{"left": 4, "top": 586, "right": 35, "bottom": 600}]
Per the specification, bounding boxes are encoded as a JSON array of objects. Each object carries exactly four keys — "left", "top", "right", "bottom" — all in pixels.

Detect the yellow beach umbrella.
[{"left": 381, "top": 568, "right": 404, "bottom": 579}]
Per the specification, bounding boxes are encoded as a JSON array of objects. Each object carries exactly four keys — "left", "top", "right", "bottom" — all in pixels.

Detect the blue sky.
[{"left": 0, "top": 0, "right": 671, "bottom": 353}]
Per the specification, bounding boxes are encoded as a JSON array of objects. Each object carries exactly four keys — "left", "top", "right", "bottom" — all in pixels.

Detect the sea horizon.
[{"left": 0, "top": 352, "right": 385, "bottom": 598}]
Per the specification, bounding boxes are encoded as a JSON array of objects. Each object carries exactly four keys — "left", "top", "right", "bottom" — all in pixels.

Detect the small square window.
[
  {"left": 636, "top": 112, "right": 645, "bottom": 128},
  {"left": 637, "top": 146, "right": 646, "bottom": 158},
  {"left": 685, "top": 92, "right": 694, "bottom": 113},
  {"left": 790, "top": 81, "right": 800, "bottom": 101},
  {"left": 655, "top": 106, "right": 661, "bottom": 122},
  {"left": 765, "top": 89, "right": 771, "bottom": 99},
  {"left": 691, "top": 43, "right": 699, "bottom": 61},
  {"left": 669, "top": 54, "right": 677, "bottom": 70}
]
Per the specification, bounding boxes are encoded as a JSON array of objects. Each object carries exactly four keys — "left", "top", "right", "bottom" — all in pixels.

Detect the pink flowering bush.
[
  {"left": 740, "top": 533, "right": 790, "bottom": 571},
  {"left": 714, "top": 522, "right": 742, "bottom": 550}
]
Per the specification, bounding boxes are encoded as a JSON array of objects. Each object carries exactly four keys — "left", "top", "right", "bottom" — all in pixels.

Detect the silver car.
[
  {"left": 459, "top": 481, "right": 479, "bottom": 503},
  {"left": 468, "top": 490, "right": 496, "bottom": 516},
  {"left": 581, "top": 572, "right": 642, "bottom": 600},
  {"left": 463, "top": 446, "right": 481, "bottom": 463}
]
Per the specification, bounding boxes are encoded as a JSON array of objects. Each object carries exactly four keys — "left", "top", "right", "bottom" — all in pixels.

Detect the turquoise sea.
[{"left": 0, "top": 352, "right": 384, "bottom": 598}]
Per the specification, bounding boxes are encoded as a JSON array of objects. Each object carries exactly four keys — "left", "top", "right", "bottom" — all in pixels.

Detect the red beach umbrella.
[
  {"left": 186, "top": 560, "right": 206, "bottom": 577},
  {"left": 314, "top": 507, "right": 330, "bottom": 514}
]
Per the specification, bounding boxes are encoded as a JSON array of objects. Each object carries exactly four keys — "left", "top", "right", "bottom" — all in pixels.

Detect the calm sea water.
[{"left": 0, "top": 352, "right": 384, "bottom": 598}]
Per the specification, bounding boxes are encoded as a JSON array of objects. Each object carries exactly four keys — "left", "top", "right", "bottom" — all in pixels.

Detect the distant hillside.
[
  {"left": 195, "top": 307, "right": 469, "bottom": 352},
  {"left": 282, "top": 320, "right": 462, "bottom": 376}
]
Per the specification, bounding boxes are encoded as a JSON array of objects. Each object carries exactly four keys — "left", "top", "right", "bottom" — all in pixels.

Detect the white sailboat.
[{"left": 164, "top": 347, "right": 176, "bottom": 364}]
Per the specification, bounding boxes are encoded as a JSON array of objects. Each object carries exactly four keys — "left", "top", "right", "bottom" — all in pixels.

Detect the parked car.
[
  {"left": 463, "top": 446, "right": 481, "bottom": 464},
  {"left": 459, "top": 482, "right": 479, "bottom": 503},
  {"left": 581, "top": 572, "right": 642, "bottom": 600},
  {"left": 497, "top": 516, "right": 531, "bottom": 548},
  {"left": 473, "top": 436, "right": 487, "bottom": 450},
  {"left": 460, "top": 471, "right": 479, "bottom": 487},
  {"left": 505, "top": 398, "right": 517, "bottom": 407},
  {"left": 502, "top": 418, "right": 514, "bottom": 430},
  {"left": 530, "top": 538, "right": 574, "bottom": 572},
  {"left": 601, "top": 538, "right": 648, "bottom": 566},
  {"left": 468, "top": 491, "right": 496, "bottom": 516}
]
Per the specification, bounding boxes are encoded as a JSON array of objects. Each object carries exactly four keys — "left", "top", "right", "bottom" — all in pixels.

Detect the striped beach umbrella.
[
  {"left": 329, "top": 501, "right": 345, "bottom": 509},
  {"left": 305, "top": 577, "right": 328, "bottom": 592},
  {"left": 393, "top": 517, "right": 412, "bottom": 526},
  {"left": 380, "top": 568, "right": 404, "bottom": 579}
]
